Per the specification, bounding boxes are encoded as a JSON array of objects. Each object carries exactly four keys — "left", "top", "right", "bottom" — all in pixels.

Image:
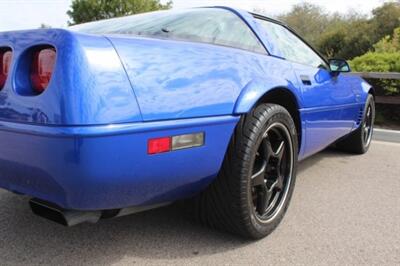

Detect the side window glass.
[
  {"left": 256, "top": 18, "right": 327, "bottom": 68},
  {"left": 163, "top": 10, "right": 266, "bottom": 54},
  {"left": 72, "top": 9, "right": 267, "bottom": 54}
]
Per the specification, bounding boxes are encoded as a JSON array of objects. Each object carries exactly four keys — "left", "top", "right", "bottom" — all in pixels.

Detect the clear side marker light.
[{"left": 172, "top": 132, "right": 204, "bottom": 151}]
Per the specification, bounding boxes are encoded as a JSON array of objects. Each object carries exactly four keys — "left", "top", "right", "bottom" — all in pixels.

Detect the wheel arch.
[
  {"left": 368, "top": 87, "right": 375, "bottom": 97},
  {"left": 234, "top": 85, "right": 303, "bottom": 152}
]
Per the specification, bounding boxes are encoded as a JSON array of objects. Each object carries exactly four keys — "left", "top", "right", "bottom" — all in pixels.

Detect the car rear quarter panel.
[{"left": 108, "top": 36, "right": 302, "bottom": 121}]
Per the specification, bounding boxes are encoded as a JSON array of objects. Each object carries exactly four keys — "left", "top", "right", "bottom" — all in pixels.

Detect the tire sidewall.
[
  {"left": 243, "top": 105, "right": 298, "bottom": 237},
  {"left": 361, "top": 95, "right": 376, "bottom": 153}
]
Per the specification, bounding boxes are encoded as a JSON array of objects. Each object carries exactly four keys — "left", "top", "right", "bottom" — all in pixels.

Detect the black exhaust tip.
[{"left": 29, "top": 198, "right": 101, "bottom": 226}]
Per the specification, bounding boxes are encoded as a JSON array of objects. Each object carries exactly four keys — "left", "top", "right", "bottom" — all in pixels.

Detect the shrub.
[
  {"left": 374, "top": 27, "right": 400, "bottom": 53},
  {"left": 350, "top": 52, "right": 400, "bottom": 72},
  {"left": 350, "top": 52, "right": 400, "bottom": 96}
]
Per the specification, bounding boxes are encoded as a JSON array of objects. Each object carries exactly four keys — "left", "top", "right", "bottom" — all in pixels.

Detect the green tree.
[
  {"left": 374, "top": 27, "right": 400, "bottom": 53},
  {"left": 278, "top": 3, "right": 329, "bottom": 46},
  {"left": 67, "top": 0, "right": 173, "bottom": 25},
  {"left": 277, "top": 3, "right": 371, "bottom": 58},
  {"left": 370, "top": 2, "right": 400, "bottom": 44},
  {"left": 330, "top": 18, "right": 374, "bottom": 59},
  {"left": 317, "top": 28, "right": 347, "bottom": 58},
  {"left": 278, "top": 2, "right": 400, "bottom": 60}
]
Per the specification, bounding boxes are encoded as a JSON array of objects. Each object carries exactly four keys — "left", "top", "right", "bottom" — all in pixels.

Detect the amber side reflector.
[{"left": 148, "top": 137, "right": 171, "bottom": 154}]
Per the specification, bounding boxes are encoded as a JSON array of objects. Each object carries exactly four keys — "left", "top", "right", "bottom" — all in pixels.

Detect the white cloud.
[{"left": 0, "top": 0, "right": 389, "bottom": 31}]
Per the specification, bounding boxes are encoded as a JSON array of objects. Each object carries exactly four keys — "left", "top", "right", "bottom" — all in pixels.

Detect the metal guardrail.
[
  {"left": 353, "top": 72, "right": 400, "bottom": 80},
  {"left": 352, "top": 72, "right": 400, "bottom": 105}
]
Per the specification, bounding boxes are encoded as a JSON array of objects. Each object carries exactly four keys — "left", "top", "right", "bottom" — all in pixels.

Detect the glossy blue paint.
[
  {"left": 109, "top": 35, "right": 302, "bottom": 121},
  {"left": 0, "top": 7, "right": 371, "bottom": 210},
  {"left": 291, "top": 63, "right": 361, "bottom": 158},
  {"left": 0, "top": 116, "right": 238, "bottom": 210},
  {"left": 0, "top": 29, "right": 142, "bottom": 125}
]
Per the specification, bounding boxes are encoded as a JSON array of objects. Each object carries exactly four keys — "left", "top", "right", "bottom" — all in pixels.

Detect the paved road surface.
[{"left": 0, "top": 141, "right": 399, "bottom": 265}]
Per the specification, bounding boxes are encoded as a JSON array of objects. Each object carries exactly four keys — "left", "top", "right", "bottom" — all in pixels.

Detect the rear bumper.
[{"left": 0, "top": 116, "right": 238, "bottom": 210}]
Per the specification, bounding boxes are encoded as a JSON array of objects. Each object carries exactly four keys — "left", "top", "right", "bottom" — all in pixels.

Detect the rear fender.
[
  {"left": 233, "top": 78, "right": 306, "bottom": 159},
  {"left": 233, "top": 78, "right": 303, "bottom": 114}
]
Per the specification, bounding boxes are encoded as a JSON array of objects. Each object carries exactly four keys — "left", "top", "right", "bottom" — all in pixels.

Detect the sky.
[{"left": 0, "top": 0, "right": 390, "bottom": 31}]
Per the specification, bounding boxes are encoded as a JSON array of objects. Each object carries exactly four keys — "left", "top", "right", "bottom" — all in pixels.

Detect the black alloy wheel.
[
  {"left": 251, "top": 122, "right": 294, "bottom": 223},
  {"left": 189, "top": 103, "right": 298, "bottom": 239}
]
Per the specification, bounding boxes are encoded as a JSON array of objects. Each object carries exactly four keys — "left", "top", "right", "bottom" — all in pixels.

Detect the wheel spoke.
[
  {"left": 261, "top": 135, "right": 273, "bottom": 162},
  {"left": 251, "top": 160, "right": 267, "bottom": 187},
  {"left": 267, "top": 173, "right": 284, "bottom": 191},
  {"left": 251, "top": 122, "right": 294, "bottom": 220},
  {"left": 256, "top": 185, "right": 272, "bottom": 215},
  {"left": 364, "top": 126, "right": 369, "bottom": 134},
  {"left": 273, "top": 141, "right": 285, "bottom": 162},
  {"left": 275, "top": 175, "right": 284, "bottom": 191},
  {"left": 363, "top": 125, "right": 370, "bottom": 141}
]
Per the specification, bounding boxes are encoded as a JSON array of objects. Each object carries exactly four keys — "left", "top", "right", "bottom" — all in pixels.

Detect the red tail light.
[
  {"left": 0, "top": 49, "right": 12, "bottom": 89},
  {"left": 30, "top": 48, "right": 56, "bottom": 94}
]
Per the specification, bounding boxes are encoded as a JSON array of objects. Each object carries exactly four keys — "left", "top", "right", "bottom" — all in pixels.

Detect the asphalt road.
[{"left": 0, "top": 141, "right": 399, "bottom": 265}]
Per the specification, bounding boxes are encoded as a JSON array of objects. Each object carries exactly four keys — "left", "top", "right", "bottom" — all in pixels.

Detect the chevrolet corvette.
[{"left": 0, "top": 7, "right": 375, "bottom": 239}]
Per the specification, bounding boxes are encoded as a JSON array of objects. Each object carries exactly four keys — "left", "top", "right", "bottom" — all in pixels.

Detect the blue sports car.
[{"left": 0, "top": 7, "right": 375, "bottom": 239}]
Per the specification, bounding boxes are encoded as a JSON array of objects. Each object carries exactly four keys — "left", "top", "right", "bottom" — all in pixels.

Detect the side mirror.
[{"left": 329, "top": 59, "right": 351, "bottom": 73}]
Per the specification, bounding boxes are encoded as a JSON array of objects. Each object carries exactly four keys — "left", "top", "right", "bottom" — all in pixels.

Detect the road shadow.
[{"left": 0, "top": 191, "right": 249, "bottom": 265}]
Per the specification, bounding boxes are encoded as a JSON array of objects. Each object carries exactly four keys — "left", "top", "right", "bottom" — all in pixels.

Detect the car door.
[
  {"left": 254, "top": 18, "right": 358, "bottom": 157},
  {"left": 291, "top": 63, "right": 358, "bottom": 157}
]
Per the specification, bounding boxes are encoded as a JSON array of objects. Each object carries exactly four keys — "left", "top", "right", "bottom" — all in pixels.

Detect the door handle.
[{"left": 300, "top": 75, "right": 312, "bottom": 86}]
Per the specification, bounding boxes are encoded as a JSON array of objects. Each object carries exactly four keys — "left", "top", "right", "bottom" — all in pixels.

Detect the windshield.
[{"left": 70, "top": 8, "right": 265, "bottom": 53}]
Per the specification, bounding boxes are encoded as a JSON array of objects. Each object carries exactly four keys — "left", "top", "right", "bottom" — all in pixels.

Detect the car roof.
[{"left": 204, "top": 6, "right": 288, "bottom": 27}]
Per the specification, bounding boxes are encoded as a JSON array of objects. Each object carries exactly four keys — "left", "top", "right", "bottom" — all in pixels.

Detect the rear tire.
[
  {"left": 190, "top": 104, "right": 298, "bottom": 239},
  {"left": 336, "top": 94, "right": 375, "bottom": 154}
]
